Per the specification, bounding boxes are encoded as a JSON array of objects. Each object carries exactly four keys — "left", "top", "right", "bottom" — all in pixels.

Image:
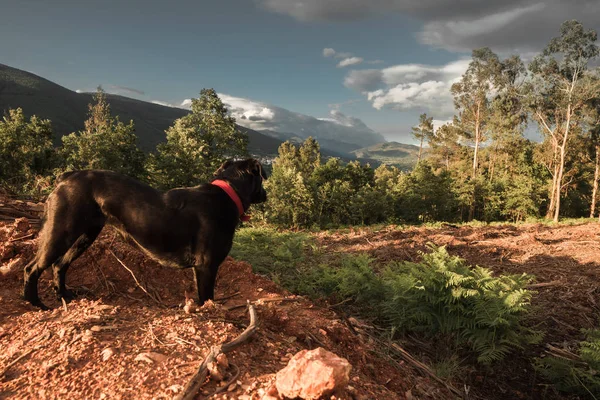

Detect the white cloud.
[
  {"left": 337, "top": 57, "right": 364, "bottom": 68},
  {"left": 323, "top": 47, "right": 336, "bottom": 57},
  {"left": 346, "top": 59, "right": 469, "bottom": 118},
  {"left": 344, "top": 69, "right": 384, "bottom": 92},
  {"left": 180, "top": 99, "right": 192, "bottom": 108},
  {"left": 433, "top": 119, "right": 453, "bottom": 132},
  {"left": 151, "top": 100, "right": 177, "bottom": 107},
  {"left": 211, "top": 94, "right": 385, "bottom": 147},
  {"left": 323, "top": 47, "right": 381, "bottom": 66},
  {"left": 75, "top": 89, "right": 84, "bottom": 94}
]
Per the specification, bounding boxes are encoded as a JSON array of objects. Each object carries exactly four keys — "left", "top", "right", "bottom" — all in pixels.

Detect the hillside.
[
  {"left": 351, "top": 141, "right": 423, "bottom": 170},
  {"left": 0, "top": 64, "right": 283, "bottom": 156},
  {"left": 0, "top": 200, "right": 452, "bottom": 399}
]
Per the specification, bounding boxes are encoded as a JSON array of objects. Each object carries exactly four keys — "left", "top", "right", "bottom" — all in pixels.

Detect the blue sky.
[{"left": 2, "top": 0, "right": 599, "bottom": 143}]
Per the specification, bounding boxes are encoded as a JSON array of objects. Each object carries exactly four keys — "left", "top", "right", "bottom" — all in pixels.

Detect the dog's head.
[{"left": 214, "top": 158, "right": 267, "bottom": 204}]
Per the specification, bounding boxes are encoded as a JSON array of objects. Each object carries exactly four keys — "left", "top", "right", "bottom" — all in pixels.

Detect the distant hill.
[
  {"left": 0, "top": 64, "right": 418, "bottom": 166},
  {"left": 0, "top": 63, "right": 283, "bottom": 156},
  {"left": 351, "top": 142, "right": 423, "bottom": 170}
]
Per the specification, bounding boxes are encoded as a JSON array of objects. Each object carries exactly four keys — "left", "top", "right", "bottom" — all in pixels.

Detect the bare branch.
[{"left": 176, "top": 302, "right": 257, "bottom": 400}]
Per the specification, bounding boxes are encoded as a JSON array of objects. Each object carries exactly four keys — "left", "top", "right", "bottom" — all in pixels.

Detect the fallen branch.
[
  {"left": 176, "top": 301, "right": 258, "bottom": 400},
  {"left": 527, "top": 280, "right": 562, "bottom": 289},
  {"left": 545, "top": 344, "right": 583, "bottom": 363},
  {"left": 225, "top": 296, "right": 299, "bottom": 311},
  {"left": 215, "top": 291, "right": 241, "bottom": 302},
  {"left": 0, "top": 349, "right": 35, "bottom": 379},
  {"left": 9, "top": 233, "right": 35, "bottom": 242},
  {"left": 108, "top": 250, "right": 163, "bottom": 306},
  {"left": 390, "top": 342, "right": 463, "bottom": 398}
]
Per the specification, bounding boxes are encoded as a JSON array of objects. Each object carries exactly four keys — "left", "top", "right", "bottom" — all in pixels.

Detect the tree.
[
  {"left": 61, "top": 87, "right": 146, "bottom": 178},
  {"left": 148, "top": 88, "right": 247, "bottom": 189},
  {"left": 584, "top": 98, "right": 600, "bottom": 218},
  {"left": 487, "top": 55, "right": 528, "bottom": 183},
  {"left": 0, "top": 108, "right": 56, "bottom": 195},
  {"left": 452, "top": 48, "right": 503, "bottom": 181},
  {"left": 526, "top": 20, "right": 599, "bottom": 222},
  {"left": 451, "top": 48, "right": 504, "bottom": 220},
  {"left": 428, "top": 122, "right": 461, "bottom": 170},
  {"left": 298, "top": 136, "right": 321, "bottom": 177},
  {"left": 264, "top": 140, "right": 316, "bottom": 227},
  {"left": 411, "top": 113, "right": 433, "bottom": 163}
]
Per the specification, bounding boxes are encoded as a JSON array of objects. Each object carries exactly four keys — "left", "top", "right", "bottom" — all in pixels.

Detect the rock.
[
  {"left": 101, "top": 347, "right": 116, "bottom": 361},
  {"left": 1, "top": 257, "right": 23, "bottom": 275},
  {"left": 183, "top": 298, "right": 199, "bottom": 314},
  {"left": 216, "top": 353, "right": 229, "bottom": 369},
  {"left": 135, "top": 352, "right": 168, "bottom": 364},
  {"left": 275, "top": 347, "right": 351, "bottom": 400},
  {"left": 208, "top": 360, "right": 225, "bottom": 381}
]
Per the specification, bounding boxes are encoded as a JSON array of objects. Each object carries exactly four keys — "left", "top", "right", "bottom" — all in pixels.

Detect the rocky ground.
[{"left": 0, "top": 197, "right": 450, "bottom": 400}]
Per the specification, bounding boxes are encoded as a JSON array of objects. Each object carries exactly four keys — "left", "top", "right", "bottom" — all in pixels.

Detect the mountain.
[
  {"left": 218, "top": 94, "right": 386, "bottom": 151},
  {"left": 0, "top": 64, "right": 414, "bottom": 165},
  {"left": 0, "top": 64, "right": 283, "bottom": 155},
  {"left": 351, "top": 142, "right": 423, "bottom": 170}
]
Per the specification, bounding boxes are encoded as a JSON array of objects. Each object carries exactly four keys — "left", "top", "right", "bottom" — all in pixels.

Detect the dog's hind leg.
[
  {"left": 52, "top": 223, "right": 104, "bottom": 301},
  {"left": 23, "top": 231, "right": 74, "bottom": 310}
]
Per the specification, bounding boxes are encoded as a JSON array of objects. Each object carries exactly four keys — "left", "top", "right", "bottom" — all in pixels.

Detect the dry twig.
[
  {"left": 0, "top": 349, "right": 35, "bottom": 379},
  {"left": 8, "top": 233, "right": 35, "bottom": 242},
  {"left": 108, "top": 250, "right": 163, "bottom": 306},
  {"left": 176, "top": 301, "right": 258, "bottom": 400},
  {"left": 527, "top": 280, "right": 562, "bottom": 289},
  {"left": 225, "top": 296, "right": 299, "bottom": 311},
  {"left": 389, "top": 343, "right": 463, "bottom": 398}
]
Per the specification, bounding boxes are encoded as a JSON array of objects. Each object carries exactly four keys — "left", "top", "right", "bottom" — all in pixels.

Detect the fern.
[
  {"left": 379, "top": 245, "right": 540, "bottom": 364},
  {"left": 535, "top": 328, "right": 600, "bottom": 397}
]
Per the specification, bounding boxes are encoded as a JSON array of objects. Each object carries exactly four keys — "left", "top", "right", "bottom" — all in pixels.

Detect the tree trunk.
[
  {"left": 488, "top": 143, "right": 499, "bottom": 183},
  {"left": 591, "top": 145, "right": 599, "bottom": 218},
  {"left": 469, "top": 104, "right": 481, "bottom": 221},
  {"left": 553, "top": 106, "right": 572, "bottom": 223},
  {"left": 472, "top": 130, "right": 480, "bottom": 179},
  {"left": 553, "top": 146, "right": 566, "bottom": 222},
  {"left": 546, "top": 164, "right": 558, "bottom": 219}
]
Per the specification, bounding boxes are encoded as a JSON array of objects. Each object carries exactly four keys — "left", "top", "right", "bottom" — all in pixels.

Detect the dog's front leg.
[{"left": 193, "top": 265, "right": 214, "bottom": 306}]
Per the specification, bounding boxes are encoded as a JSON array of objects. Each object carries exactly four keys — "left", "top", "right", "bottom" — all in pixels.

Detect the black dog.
[{"left": 23, "top": 159, "right": 267, "bottom": 309}]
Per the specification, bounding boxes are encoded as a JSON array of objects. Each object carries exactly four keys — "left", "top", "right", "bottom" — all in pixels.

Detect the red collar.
[{"left": 211, "top": 180, "right": 251, "bottom": 222}]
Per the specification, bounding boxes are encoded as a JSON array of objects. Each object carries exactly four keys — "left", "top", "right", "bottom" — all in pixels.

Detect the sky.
[{"left": 1, "top": 0, "right": 599, "bottom": 144}]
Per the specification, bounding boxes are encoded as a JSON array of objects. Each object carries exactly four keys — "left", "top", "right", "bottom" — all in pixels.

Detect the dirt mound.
[{"left": 0, "top": 216, "right": 449, "bottom": 399}]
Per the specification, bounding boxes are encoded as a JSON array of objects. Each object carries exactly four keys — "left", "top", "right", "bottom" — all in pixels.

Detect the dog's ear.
[
  {"left": 214, "top": 159, "right": 234, "bottom": 176},
  {"left": 249, "top": 159, "right": 263, "bottom": 177}
]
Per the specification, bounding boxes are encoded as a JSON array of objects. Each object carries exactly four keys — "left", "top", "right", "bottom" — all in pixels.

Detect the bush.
[
  {"left": 380, "top": 245, "right": 542, "bottom": 363},
  {"left": 535, "top": 328, "right": 600, "bottom": 397},
  {"left": 60, "top": 88, "right": 146, "bottom": 179}
]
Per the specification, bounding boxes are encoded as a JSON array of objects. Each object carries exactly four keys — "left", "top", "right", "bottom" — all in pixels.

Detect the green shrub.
[
  {"left": 535, "top": 328, "right": 600, "bottom": 397},
  {"left": 380, "top": 245, "right": 542, "bottom": 363}
]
